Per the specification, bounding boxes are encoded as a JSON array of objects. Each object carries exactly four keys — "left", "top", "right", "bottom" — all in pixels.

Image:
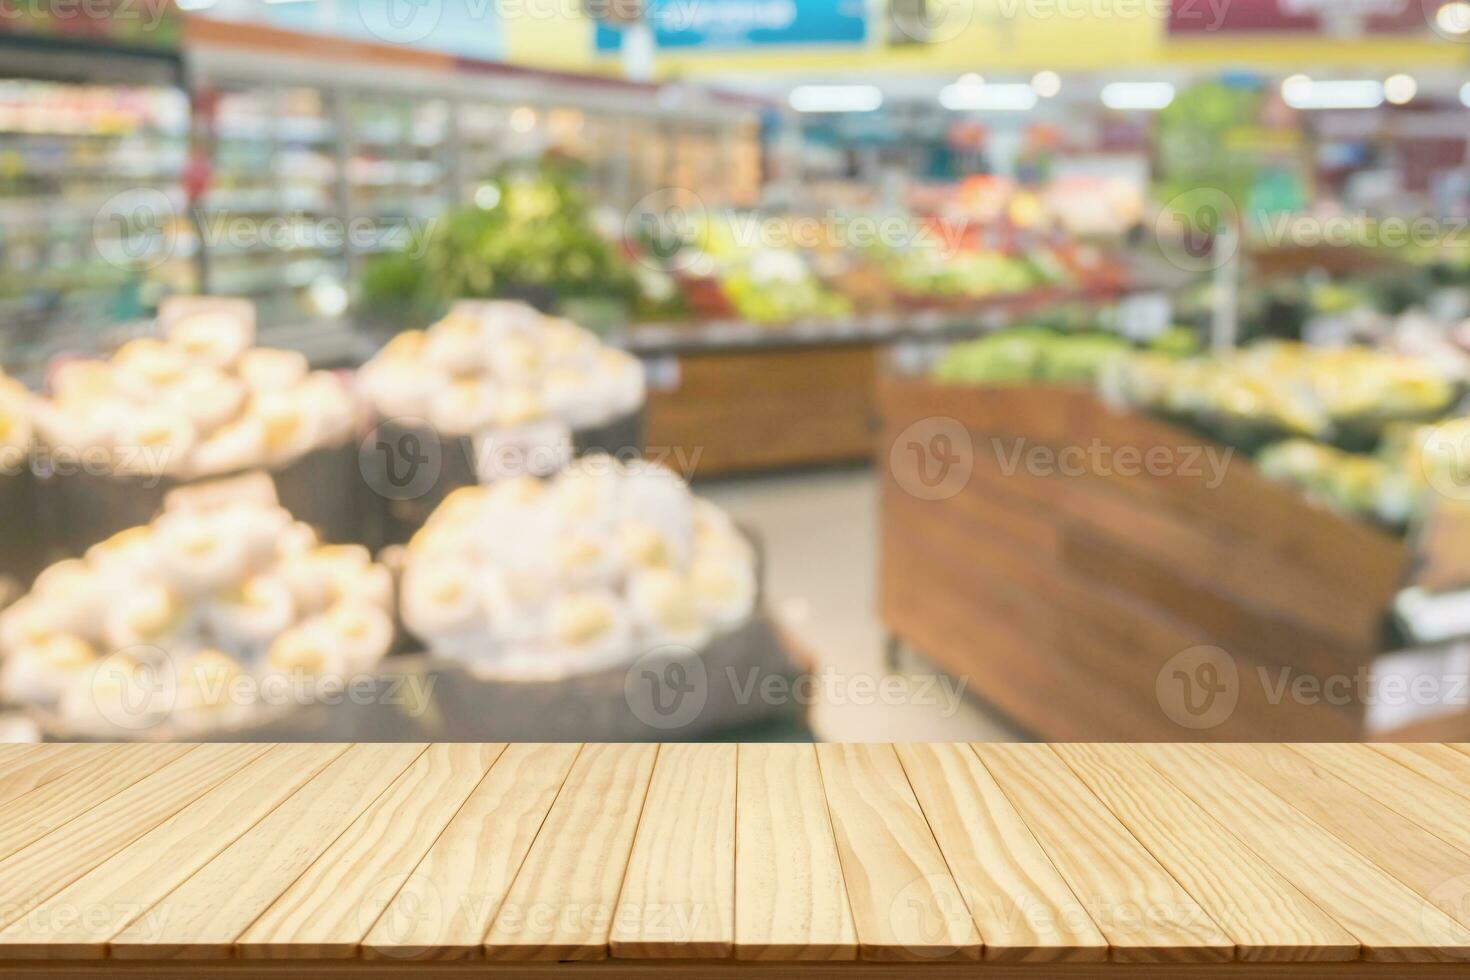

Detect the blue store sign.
[{"left": 595, "top": 0, "right": 867, "bottom": 51}]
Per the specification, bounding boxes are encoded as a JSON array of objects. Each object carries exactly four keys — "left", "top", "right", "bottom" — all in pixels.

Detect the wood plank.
[
  {"left": 0, "top": 745, "right": 266, "bottom": 933},
  {"left": 483, "top": 743, "right": 658, "bottom": 962},
  {"left": 1210, "top": 744, "right": 1470, "bottom": 942},
  {"left": 610, "top": 744, "right": 736, "bottom": 959},
  {"left": 813, "top": 743, "right": 981, "bottom": 962},
  {"left": 1051, "top": 744, "right": 1358, "bottom": 962},
  {"left": 893, "top": 742, "right": 1108, "bottom": 962},
  {"left": 1294, "top": 743, "right": 1470, "bottom": 857},
  {"left": 0, "top": 745, "right": 192, "bottom": 863},
  {"left": 109, "top": 744, "right": 427, "bottom": 960},
  {"left": 0, "top": 744, "right": 121, "bottom": 811},
  {"left": 972, "top": 743, "right": 1233, "bottom": 963},
  {"left": 1368, "top": 743, "right": 1470, "bottom": 802},
  {"left": 362, "top": 743, "right": 581, "bottom": 961},
  {"left": 0, "top": 744, "right": 349, "bottom": 959},
  {"left": 236, "top": 744, "right": 503, "bottom": 959},
  {"left": 732, "top": 744, "right": 856, "bottom": 962},
  {"left": 1135, "top": 743, "right": 1470, "bottom": 962}
]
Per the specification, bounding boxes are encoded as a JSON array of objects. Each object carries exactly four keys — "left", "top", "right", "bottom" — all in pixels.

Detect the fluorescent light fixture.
[
  {"left": 940, "top": 82, "right": 1038, "bottom": 112},
  {"left": 1281, "top": 77, "right": 1384, "bottom": 110},
  {"left": 1100, "top": 82, "right": 1175, "bottom": 111},
  {"left": 788, "top": 85, "right": 883, "bottom": 113},
  {"left": 1031, "top": 71, "right": 1061, "bottom": 98},
  {"left": 174, "top": 0, "right": 216, "bottom": 9},
  {"left": 959, "top": 73, "right": 983, "bottom": 87},
  {"left": 1461, "top": 82, "right": 1470, "bottom": 107},
  {"left": 1437, "top": 1, "right": 1470, "bottom": 34},
  {"left": 1383, "top": 74, "right": 1417, "bottom": 105},
  {"left": 263, "top": 0, "right": 314, "bottom": 5}
]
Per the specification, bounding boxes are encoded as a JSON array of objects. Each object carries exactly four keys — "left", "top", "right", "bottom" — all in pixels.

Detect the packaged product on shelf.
[
  {"left": 0, "top": 488, "right": 396, "bottom": 739},
  {"left": 358, "top": 300, "right": 647, "bottom": 544},
  {"left": 400, "top": 455, "right": 756, "bottom": 679},
  {"left": 30, "top": 297, "right": 362, "bottom": 556}
]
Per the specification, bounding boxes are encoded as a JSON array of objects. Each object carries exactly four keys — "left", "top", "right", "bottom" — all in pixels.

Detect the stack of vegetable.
[
  {"left": 0, "top": 497, "right": 395, "bottom": 735},
  {"left": 401, "top": 457, "right": 757, "bottom": 677}
]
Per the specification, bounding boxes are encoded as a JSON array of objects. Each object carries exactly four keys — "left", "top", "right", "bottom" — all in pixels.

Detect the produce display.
[
  {"left": 0, "top": 496, "right": 395, "bottom": 735},
  {"left": 30, "top": 298, "right": 357, "bottom": 481},
  {"left": 401, "top": 457, "right": 757, "bottom": 677},
  {"left": 889, "top": 249, "right": 1051, "bottom": 302},
  {"left": 934, "top": 327, "right": 1132, "bottom": 386},
  {"left": 358, "top": 160, "right": 646, "bottom": 323},
  {"left": 1257, "top": 439, "right": 1416, "bottom": 526},
  {"left": 359, "top": 300, "right": 646, "bottom": 442},
  {"left": 1110, "top": 342, "right": 1457, "bottom": 448}
]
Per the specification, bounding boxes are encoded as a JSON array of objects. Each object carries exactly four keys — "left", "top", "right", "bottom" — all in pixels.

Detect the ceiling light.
[
  {"left": 1281, "top": 77, "right": 1384, "bottom": 110},
  {"left": 1383, "top": 74, "right": 1417, "bottom": 105},
  {"left": 788, "top": 85, "right": 884, "bottom": 113},
  {"left": 940, "top": 82, "right": 1038, "bottom": 112},
  {"left": 1437, "top": 1, "right": 1470, "bottom": 34},
  {"left": 1031, "top": 71, "right": 1061, "bottom": 98},
  {"left": 1100, "top": 82, "right": 1175, "bottom": 111}
]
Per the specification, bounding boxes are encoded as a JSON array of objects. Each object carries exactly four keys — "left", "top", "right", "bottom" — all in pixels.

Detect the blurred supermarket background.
[{"left": 3, "top": 0, "right": 1470, "bottom": 743}]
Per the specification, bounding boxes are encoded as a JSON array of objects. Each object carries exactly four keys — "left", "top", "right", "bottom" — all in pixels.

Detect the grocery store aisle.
[{"left": 700, "top": 467, "right": 1024, "bottom": 742}]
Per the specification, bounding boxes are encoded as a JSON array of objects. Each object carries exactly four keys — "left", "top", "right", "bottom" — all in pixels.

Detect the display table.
[
  {"left": 2, "top": 742, "right": 1470, "bottom": 975},
  {"left": 878, "top": 377, "right": 1426, "bottom": 741}
]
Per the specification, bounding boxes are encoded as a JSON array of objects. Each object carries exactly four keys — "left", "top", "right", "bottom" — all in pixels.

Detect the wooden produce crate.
[
  {"left": 878, "top": 376, "right": 1417, "bottom": 741},
  {"left": 642, "top": 342, "right": 880, "bottom": 478}
]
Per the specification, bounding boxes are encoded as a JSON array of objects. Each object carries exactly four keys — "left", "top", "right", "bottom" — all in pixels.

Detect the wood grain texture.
[
  {"left": 814, "top": 743, "right": 982, "bottom": 962},
  {"left": 0, "top": 745, "right": 192, "bottom": 863},
  {"left": 1368, "top": 743, "right": 1470, "bottom": 802},
  {"left": 1137, "top": 743, "right": 1470, "bottom": 962},
  {"left": 610, "top": 744, "right": 736, "bottom": 959},
  {"left": 110, "top": 744, "right": 427, "bottom": 960},
  {"left": 483, "top": 743, "right": 659, "bottom": 962},
  {"left": 893, "top": 742, "right": 1107, "bottom": 963},
  {"left": 0, "top": 744, "right": 120, "bottom": 810},
  {"left": 972, "top": 743, "right": 1233, "bottom": 963},
  {"left": 0, "top": 745, "right": 266, "bottom": 934},
  {"left": 236, "top": 744, "right": 504, "bottom": 959},
  {"left": 733, "top": 744, "right": 856, "bottom": 962},
  {"left": 1291, "top": 744, "right": 1470, "bottom": 859},
  {"left": 362, "top": 743, "right": 581, "bottom": 961},
  {"left": 1052, "top": 744, "right": 1357, "bottom": 962},
  {"left": 1211, "top": 744, "right": 1470, "bottom": 942},
  {"left": 0, "top": 744, "right": 349, "bottom": 959}
]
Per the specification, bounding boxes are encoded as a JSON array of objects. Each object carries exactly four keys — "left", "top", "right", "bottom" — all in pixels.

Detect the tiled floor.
[{"left": 701, "top": 466, "right": 1024, "bottom": 742}]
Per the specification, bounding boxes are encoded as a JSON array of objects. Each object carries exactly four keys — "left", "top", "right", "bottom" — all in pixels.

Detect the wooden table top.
[{"left": 1, "top": 743, "right": 1469, "bottom": 977}]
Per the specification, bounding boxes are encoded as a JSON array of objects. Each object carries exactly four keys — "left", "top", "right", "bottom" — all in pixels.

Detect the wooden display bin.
[
  {"left": 641, "top": 340, "right": 880, "bottom": 478},
  {"left": 877, "top": 376, "right": 1432, "bottom": 741}
]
